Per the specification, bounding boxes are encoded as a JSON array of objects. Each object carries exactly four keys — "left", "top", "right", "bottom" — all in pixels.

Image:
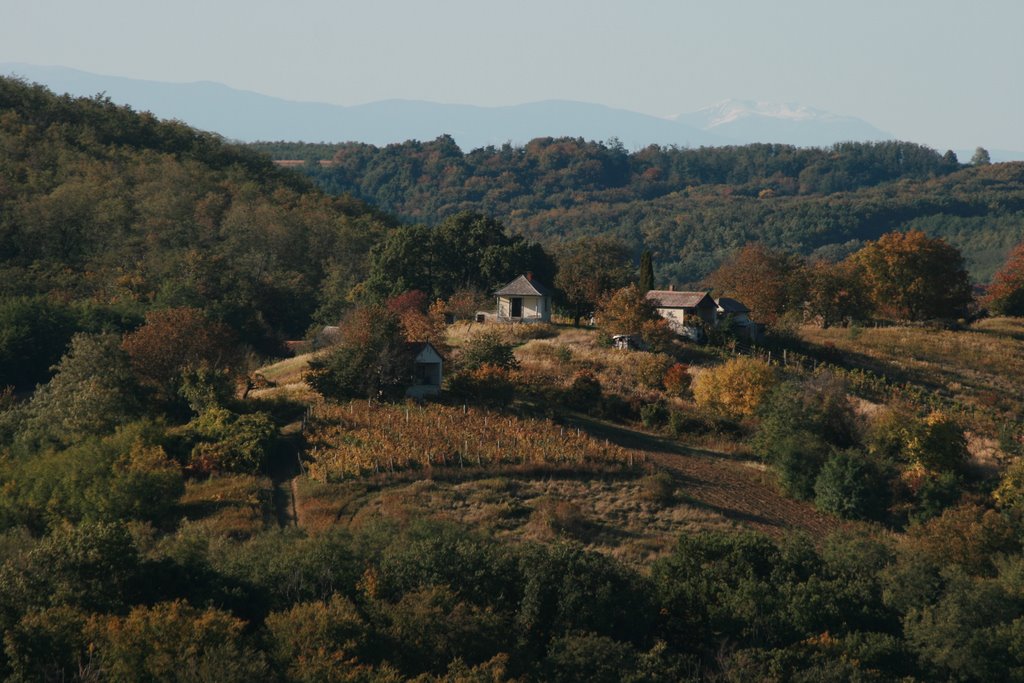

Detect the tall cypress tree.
[{"left": 639, "top": 249, "right": 654, "bottom": 293}]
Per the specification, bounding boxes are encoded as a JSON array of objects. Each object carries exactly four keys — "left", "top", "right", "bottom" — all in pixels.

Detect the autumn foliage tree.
[
  {"left": 849, "top": 230, "right": 972, "bottom": 321},
  {"left": 804, "top": 258, "right": 871, "bottom": 327},
  {"left": 595, "top": 284, "right": 674, "bottom": 351},
  {"left": 386, "top": 290, "right": 446, "bottom": 348},
  {"left": 121, "top": 307, "right": 240, "bottom": 407},
  {"left": 708, "top": 244, "right": 808, "bottom": 326},
  {"left": 692, "top": 357, "right": 777, "bottom": 418},
  {"left": 984, "top": 240, "right": 1024, "bottom": 315}
]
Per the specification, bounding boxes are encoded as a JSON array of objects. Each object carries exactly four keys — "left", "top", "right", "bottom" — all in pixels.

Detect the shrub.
[
  {"left": 692, "top": 357, "right": 777, "bottom": 418},
  {"left": 0, "top": 423, "right": 183, "bottom": 531},
  {"left": 183, "top": 407, "right": 277, "bottom": 474},
  {"left": 460, "top": 329, "right": 519, "bottom": 370},
  {"left": 639, "top": 472, "right": 675, "bottom": 506},
  {"left": 632, "top": 352, "right": 676, "bottom": 388},
  {"left": 768, "top": 432, "right": 830, "bottom": 500},
  {"left": 446, "top": 364, "right": 515, "bottom": 406},
  {"left": 599, "top": 394, "right": 635, "bottom": 422},
  {"left": 662, "top": 363, "right": 692, "bottom": 397},
  {"left": 640, "top": 317, "right": 676, "bottom": 354},
  {"left": 904, "top": 411, "right": 969, "bottom": 473},
  {"left": 813, "top": 450, "right": 889, "bottom": 520},
  {"left": 909, "top": 470, "right": 962, "bottom": 524},
  {"left": 543, "top": 633, "right": 638, "bottom": 683},
  {"left": 566, "top": 371, "right": 602, "bottom": 412},
  {"left": 640, "top": 402, "right": 669, "bottom": 429},
  {"left": 994, "top": 459, "right": 1024, "bottom": 510},
  {"left": 530, "top": 497, "right": 589, "bottom": 538}
]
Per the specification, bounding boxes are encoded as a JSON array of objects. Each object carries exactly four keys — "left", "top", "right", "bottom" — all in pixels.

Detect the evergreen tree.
[{"left": 639, "top": 250, "right": 654, "bottom": 294}]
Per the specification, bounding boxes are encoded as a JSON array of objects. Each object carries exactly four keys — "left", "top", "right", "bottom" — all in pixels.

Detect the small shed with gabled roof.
[
  {"left": 645, "top": 288, "right": 718, "bottom": 333},
  {"left": 406, "top": 342, "right": 444, "bottom": 398},
  {"left": 715, "top": 296, "right": 763, "bottom": 341},
  {"left": 495, "top": 273, "right": 551, "bottom": 323},
  {"left": 715, "top": 297, "right": 751, "bottom": 325}
]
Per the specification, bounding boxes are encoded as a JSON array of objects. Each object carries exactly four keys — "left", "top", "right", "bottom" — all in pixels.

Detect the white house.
[
  {"left": 495, "top": 273, "right": 551, "bottom": 323},
  {"left": 645, "top": 289, "right": 718, "bottom": 339},
  {"left": 406, "top": 342, "right": 444, "bottom": 398}
]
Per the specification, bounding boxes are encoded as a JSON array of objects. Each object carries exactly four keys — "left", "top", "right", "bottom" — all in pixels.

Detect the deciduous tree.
[
  {"left": 849, "top": 230, "right": 972, "bottom": 321},
  {"left": 85, "top": 600, "right": 268, "bottom": 682},
  {"left": 555, "top": 236, "right": 634, "bottom": 326},
  {"left": 15, "top": 333, "right": 142, "bottom": 448},
  {"left": 805, "top": 259, "right": 871, "bottom": 328},
  {"left": 708, "top": 244, "right": 808, "bottom": 326},
  {"left": 984, "top": 240, "right": 1024, "bottom": 315},
  {"left": 595, "top": 284, "right": 660, "bottom": 337},
  {"left": 692, "top": 357, "right": 777, "bottom": 418},
  {"left": 306, "top": 305, "right": 415, "bottom": 401},
  {"left": 121, "top": 307, "right": 240, "bottom": 407}
]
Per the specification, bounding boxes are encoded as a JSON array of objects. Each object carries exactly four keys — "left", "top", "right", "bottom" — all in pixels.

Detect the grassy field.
[
  {"left": 798, "top": 318, "right": 1024, "bottom": 427},
  {"left": 291, "top": 427, "right": 841, "bottom": 565},
  {"left": 178, "top": 475, "right": 276, "bottom": 539}
]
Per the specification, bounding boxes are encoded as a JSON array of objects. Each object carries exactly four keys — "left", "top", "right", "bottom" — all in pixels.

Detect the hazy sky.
[{"left": 3, "top": 0, "right": 1022, "bottom": 151}]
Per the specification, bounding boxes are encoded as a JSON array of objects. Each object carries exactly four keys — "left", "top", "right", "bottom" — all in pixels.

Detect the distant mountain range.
[
  {"left": 3, "top": 62, "right": 1021, "bottom": 160},
  {"left": 674, "top": 100, "right": 892, "bottom": 149}
]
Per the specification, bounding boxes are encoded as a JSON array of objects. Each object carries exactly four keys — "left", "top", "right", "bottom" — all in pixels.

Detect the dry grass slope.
[
  {"left": 800, "top": 318, "right": 1024, "bottom": 425},
  {"left": 305, "top": 401, "right": 641, "bottom": 480}
]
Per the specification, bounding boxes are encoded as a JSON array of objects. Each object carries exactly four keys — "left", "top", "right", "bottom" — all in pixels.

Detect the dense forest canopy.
[
  {"left": 0, "top": 77, "right": 399, "bottom": 387},
  {"left": 251, "top": 136, "right": 1024, "bottom": 284}
]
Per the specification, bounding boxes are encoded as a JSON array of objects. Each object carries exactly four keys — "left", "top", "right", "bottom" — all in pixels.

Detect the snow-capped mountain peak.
[
  {"left": 674, "top": 99, "right": 840, "bottom": 128},
  {"left": 672, "top": 99, "right": 892, "bottom": 147}
]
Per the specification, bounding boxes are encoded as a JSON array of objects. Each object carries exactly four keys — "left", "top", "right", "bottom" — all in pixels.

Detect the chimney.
[{"left": 526, "top": 271, "right": 534, "bottom": 281}]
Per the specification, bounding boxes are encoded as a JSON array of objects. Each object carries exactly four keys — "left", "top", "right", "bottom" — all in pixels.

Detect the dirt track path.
[
  {"left": 271, "top": 478, "right": 297, "bottom": 528},
  {"left": 270, "top": 427, "right": 303, "bottom": 529}
]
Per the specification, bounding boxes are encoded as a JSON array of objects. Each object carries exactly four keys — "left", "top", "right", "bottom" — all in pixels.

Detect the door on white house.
[{"left": 510, "top": 297, "right": 523, "bottom": 318}]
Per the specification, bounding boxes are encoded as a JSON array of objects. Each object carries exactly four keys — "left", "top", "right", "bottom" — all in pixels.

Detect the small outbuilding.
[
  {"left": 715, "top": 297, "right": 751, "bottom": 325},
  {"left": 406, "top": 342, "right": 444, "bottom": 398},
  {"left": 495, "top": 273, "right": 552, "bottom": 323},
  {"left": 645, "top": 288, "right": 718, "bottom": 339},
  {"left": 715, "top": 297, "right": 763, "bottom": 342}
]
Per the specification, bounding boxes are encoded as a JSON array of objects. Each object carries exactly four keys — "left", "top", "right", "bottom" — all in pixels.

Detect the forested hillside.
[
  {"left": 7, "top": 78, "right": 1024, "bottom": 681},
  {"left": 0, "top": 77, "right": 395, "bottom": 388},
  {"left": 252, "top": 136, "right": 1024, "bottom": 284}
]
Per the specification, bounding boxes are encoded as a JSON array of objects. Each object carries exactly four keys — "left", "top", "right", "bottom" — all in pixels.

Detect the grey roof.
[
  {"left": 715, "top": 297, "right": 750, "bottom": 313},
  {"left": 645, "top": 290, "right": 715, "bottom": 309},
  {"left": 407, "top": 341, "right": 443, "bottom": 361},
  {"left": 495, "top": 274, "right": 550, "bottom": 297}
]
